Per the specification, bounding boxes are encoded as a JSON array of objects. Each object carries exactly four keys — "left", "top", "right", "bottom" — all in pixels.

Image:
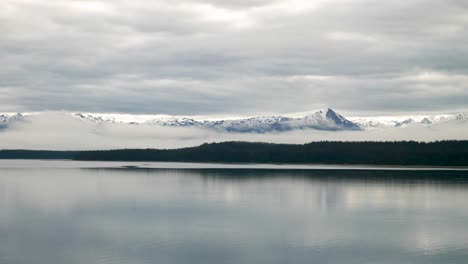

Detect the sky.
[{"left": 1, "top": 0, "right": 468, "bottom": 117}]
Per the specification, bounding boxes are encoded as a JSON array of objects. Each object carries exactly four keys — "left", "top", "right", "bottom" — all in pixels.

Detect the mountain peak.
[
  {"left": 324, "top": 108, "right": 360, "bottom": 130},
  {"left": 0, "top": 112, "right": 24, "bottom": 129}
]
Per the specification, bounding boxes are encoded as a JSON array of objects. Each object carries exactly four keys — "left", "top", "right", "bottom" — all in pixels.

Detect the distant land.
[
  {"left": 2, "top": 108, "right": 468, "bottom": 133},
  {"left": 1, "top": 109, "right": 467, "bottom": 150},
  {"left": 1, "top": 141, "right": 467, "bottom": 166}
]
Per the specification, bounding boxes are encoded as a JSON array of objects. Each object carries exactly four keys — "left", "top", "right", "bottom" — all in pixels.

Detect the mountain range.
[
  {"left": 1, "top": 109, "right": 468, "bottom": 133},
  {"left": 141, "top": 108, "right": 361, "bottom": 132},
  {"left": 0, "top": 113, "right": 23, "bottom": 129}
]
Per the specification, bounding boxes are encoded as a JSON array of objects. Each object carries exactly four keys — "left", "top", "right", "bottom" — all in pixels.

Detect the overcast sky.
[{"left": 1, "top": 0, "right": 468, "bottom": 116}]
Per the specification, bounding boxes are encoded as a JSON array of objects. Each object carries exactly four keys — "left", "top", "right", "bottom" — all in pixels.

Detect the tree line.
[{"left": 1, "top": 141, "right": 467, "bottom": 166}]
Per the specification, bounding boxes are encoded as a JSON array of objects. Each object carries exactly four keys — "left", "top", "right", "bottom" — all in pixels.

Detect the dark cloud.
[{"left": 1, "top": 0, "right": 467, "bottom": 115}]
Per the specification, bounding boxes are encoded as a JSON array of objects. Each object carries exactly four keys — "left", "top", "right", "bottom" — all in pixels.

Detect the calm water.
[{"left": 1, "top": 161, "right": 468, "bottom": 264}]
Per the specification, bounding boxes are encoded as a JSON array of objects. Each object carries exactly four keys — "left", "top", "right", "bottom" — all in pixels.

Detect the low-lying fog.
[{"left": 1, "top": 112, "right": 467, "bottom": 150}]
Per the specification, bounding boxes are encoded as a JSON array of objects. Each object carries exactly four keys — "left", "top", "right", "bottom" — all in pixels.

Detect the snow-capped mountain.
[
  {"left": 145, "top": 117, "right": 202, "bottom": 127},
  {"left": 1, "top": 110, "right": 466, "bottom": 150},
  {"left": 70, "top": 109, "right": 468, "bottom": 132},
  {"left": 74, "top": 108, "right": 361, "bottom": 132},
  {"left": 351, "top": 113, "right": 468, "bottom": 130},
  {"left": 74, "top": 113, "right": 117, "bottom": 124},
  {"left": 455, "top": 113, "right": 468, "bottom": 120},
  {"left": 2, "top": 110, "right": 467, "bottom": 134},
  {"left": 0, "top": 113, "right": 23, "bottom": 129}
]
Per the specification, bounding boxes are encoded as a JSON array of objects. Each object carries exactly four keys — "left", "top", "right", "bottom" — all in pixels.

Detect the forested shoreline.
[{"left": 1, "top": 141, "right": 467, "bottom": 166}]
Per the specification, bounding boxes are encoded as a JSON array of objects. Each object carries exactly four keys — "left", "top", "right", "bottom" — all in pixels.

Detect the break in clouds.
[{"left": 1, "top": 0, "right": 468, "bottom": 116}]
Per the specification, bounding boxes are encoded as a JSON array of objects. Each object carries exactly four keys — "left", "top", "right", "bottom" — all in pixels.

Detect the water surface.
[{"left": 1, "top": 160, "right": 468, "bottom": 264}]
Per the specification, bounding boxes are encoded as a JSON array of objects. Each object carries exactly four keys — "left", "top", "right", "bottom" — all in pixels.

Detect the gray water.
[{"left": 1, "top": 161, "right": 468, "bottom": 264}]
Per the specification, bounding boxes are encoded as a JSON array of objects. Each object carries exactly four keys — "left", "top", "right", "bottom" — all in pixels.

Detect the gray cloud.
[{"left": 1, "top": 0, "right": 467, "bottom": 116}]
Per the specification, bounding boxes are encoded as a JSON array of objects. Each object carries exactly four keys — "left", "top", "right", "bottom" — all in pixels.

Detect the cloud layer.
[
  {"left": 1, "top": 0, "right": 468, "bottom": 116},
  {"left": 0, "top": 112, "right": 467, "bottom": 150}
]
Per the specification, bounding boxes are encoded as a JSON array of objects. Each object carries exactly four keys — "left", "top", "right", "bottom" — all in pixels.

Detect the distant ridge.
[
  {"left": 71, "top": 109, "right": 468, "bottom": 131},
  {"left": 0, "top": 113, "right": 22, "bottom": 129},
  {"left": 1, "top": 141, "right": 468, "bottom": 166},
  {"left": 75, "top": 108, "right": 362, "bottom": 132},
  {"left": 1, "top": 109, "right": 468, "bottom": 133}
]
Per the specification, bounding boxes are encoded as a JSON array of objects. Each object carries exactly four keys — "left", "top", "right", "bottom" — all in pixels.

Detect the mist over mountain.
[
  {"left": 2, "top": 108, "right": 467, "bottom": 132},
  {"left": 72, "top": 109, "right": 468, "bottom": 132},
  {"left": 0, "top": 109, "right": 467, "bottom": 150},
  {"left": 76, "top": 108, "right": 362, "bottom": 132}
]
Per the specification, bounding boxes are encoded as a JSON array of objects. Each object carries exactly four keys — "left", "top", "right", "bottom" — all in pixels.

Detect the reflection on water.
[{"left": 1, "top": 161, "right": 468, "bottom": 264}]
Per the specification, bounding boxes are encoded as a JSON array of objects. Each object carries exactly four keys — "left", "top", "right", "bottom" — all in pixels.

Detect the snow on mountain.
[
  {"left": 0, "top": 113, "right": 23, "bottom": 129},
  {"left": 185, "top": 108, "right": 360, "bottom": 132},
  {"left": 3, "top": 110, "right": 467, "bottom": 134},
  {"left": 71, "top": 109, "right": 468, "bottom": 132},
  {"left": 0, "top": 110, "right": 467, "bottom": 150},
  {"left": 350, "top": 113, "right": 467, "bottom": 130},
  {"left": 325, "top": 108, "right": 361, "bottom": 129},
  {"left": 421, "top": 118, "right": 432, "bottom": 125},
  {"left": 206, "top": 116, "right": 295, "bottom": 133},
  {"left": 394, "top": 118, "right": 416, "bottom": 128},
  {"left": 74, "top": 113, "right": 117, "bottom": 124},
  {"left": 456, "top": 113, "right": 468, "bottom": 120},
  {"left": 73, "top": 108, "right": 361, "bottom": 133},
  {"left": 145, "top": 117, "right": 202, "bottom": 127}
]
